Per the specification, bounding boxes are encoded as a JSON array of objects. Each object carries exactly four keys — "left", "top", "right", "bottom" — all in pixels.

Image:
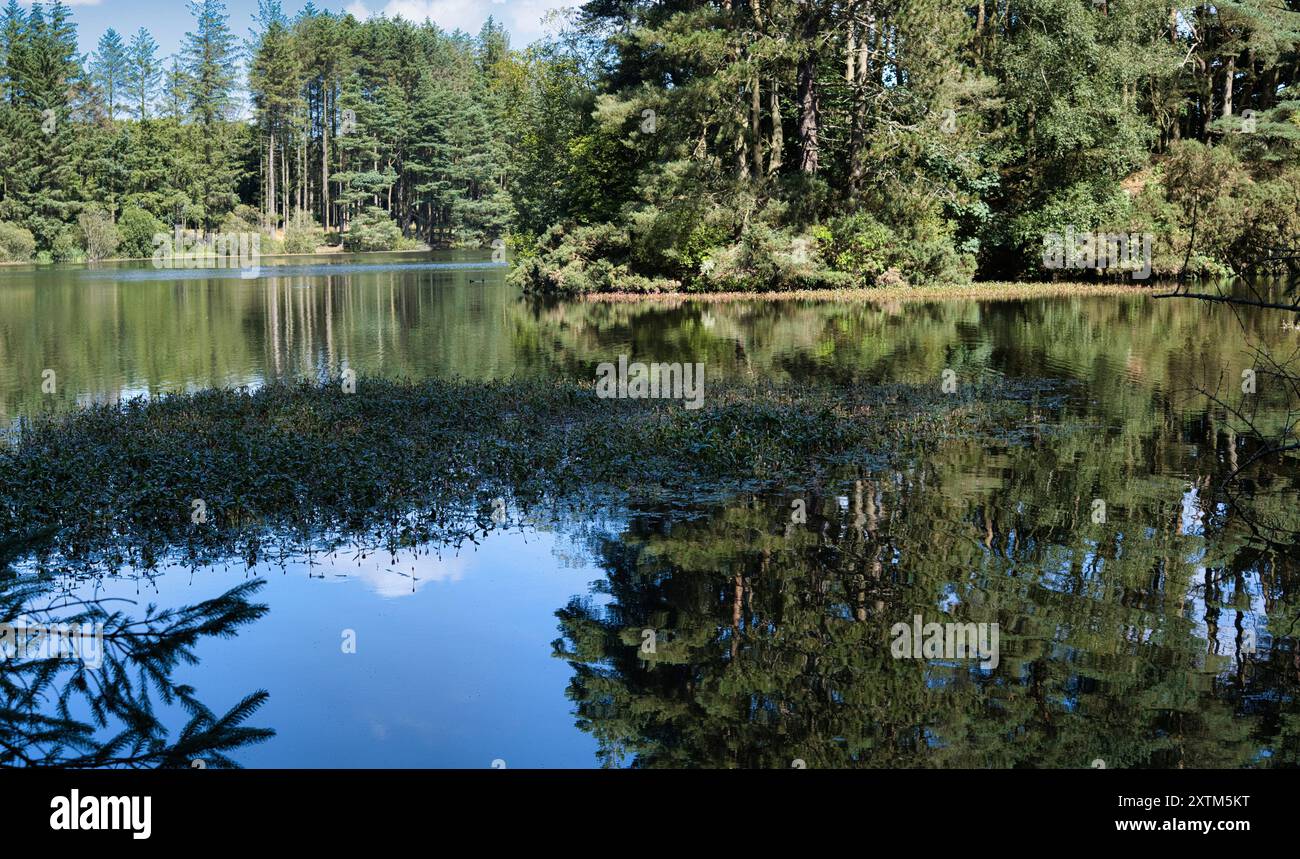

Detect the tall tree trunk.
[
  {"left": 734, "top": 120, "right": 751, "bottom": 180},
  {"left": 282, "top": 141, "right": 290, "bottom": 228},
  {"left": 846, "top": 9, "right": 856, "bottom": 83},
  {"left": 723, "top": 0, "right": 748, "bottom": 179},
  {"left": 298, "top": 117, "right": 306, "bottom": 217},
  {"left": 768, "top": 81, "right": 783, "bottom": 175},
  {"left": 796, "top": 42, "right": 820, "bottom": 173},
  {"left": 848, "top": 3, "right": 872, "bottom": 196},
  {"left": 269, "top": 133, "right": 278, "bottom": 231},
  {"left": 1222, "top": 54, "right": 1235, "bottom": 120},
  {"left": 795, "top": 1, "right": 823, "bottom": 174},
  {"left": 321, "top": 86, "right": 331, "bottom": 231}
]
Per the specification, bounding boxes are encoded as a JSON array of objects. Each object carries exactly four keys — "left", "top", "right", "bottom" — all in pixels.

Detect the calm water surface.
[{"left": 3, "top": 252, "right": 1297, "bottom": 767}]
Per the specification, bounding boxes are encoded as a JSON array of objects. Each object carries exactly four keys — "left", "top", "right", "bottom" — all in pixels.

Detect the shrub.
[
  {"left": 1009, "top": 180, "right": 1136, "bottom": 276},
  {"left": 394, "top": 234, "right": 427, "bottom": 251},
  {"left": 117, "top": 207, "right": 168, "bottom": 259},
  {"left": 512, "top": 221, "right": 679, "bottom": 294},
  {"left": 700, "top": 223, "right": 846, "bottom": 292},
  {"left": 282, "top": 213, "right": 324, "bottom": 254},
  {"left": 342, "top": 207, "right": 404, "bottom": 252},
  {"left": 817, "top": 212, "right": 896, "bottom": 283},
  {"left": 817, "top": 210, "right": 973, "bottom": 287},
  {"left": 51, "top": 226, "right": 85, "bottom": 263},
  {"left": 0, "top": 222, "right": 36, "bottom": 262},
  {"left": 216, "top": 204, "right": 277, "bottom": 254},
  {"left": 624, "top": 194, "right": 734, "bottom": 284},
  {"left": 220, "top": 204, "right": 262, "bottom": 235},
  {"left": 77, "top": 205, "right": 121, "bottom": 261}
]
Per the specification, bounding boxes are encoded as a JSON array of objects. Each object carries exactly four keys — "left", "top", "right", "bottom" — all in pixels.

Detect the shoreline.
[
  {"left": 0, "top": 245, "right": 448, "bottom": 268},
  {"left": 0, "top": 252, "right": 1173, "bottom": 305},
  {"left": 578, "top": 281, "right": 1167, "bottom": 304}
]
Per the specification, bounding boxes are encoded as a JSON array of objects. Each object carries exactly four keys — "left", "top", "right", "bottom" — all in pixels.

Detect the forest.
[
  {"left": 2, "top": 0, "right": 1300, "bottom": 291},
  {"left": 0, "top": 0, "right": 519, "bottom": 261}
]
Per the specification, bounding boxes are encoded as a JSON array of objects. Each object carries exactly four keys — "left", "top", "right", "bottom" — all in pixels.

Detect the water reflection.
[
  {"left": 2, "top": 257, "right": 1298, "bottom": 766},
  {"left": 4, "top": 255, "right": 1298, "bottom": 427},
  {"left": 553, "top": 420, "right": 1299, "bottom": 768},
  {"left": 0, "top": 574, "right": 273, "bottom": 767},
  {"left": 4, "top": 524, "right": 609, "bottom": 768}
]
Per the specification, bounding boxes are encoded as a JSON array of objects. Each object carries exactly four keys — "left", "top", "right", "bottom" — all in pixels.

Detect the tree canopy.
[{"left": 3, "top": 1, "right": 1300, "bottom": 284}]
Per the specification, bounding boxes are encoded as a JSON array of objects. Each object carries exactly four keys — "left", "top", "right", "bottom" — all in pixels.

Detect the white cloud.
[
  {"left": 344, "top": 0, "right": 570, "bottom": 45},
  {"left": 348, "top": 553, "right": 469, "bottom": 597}
]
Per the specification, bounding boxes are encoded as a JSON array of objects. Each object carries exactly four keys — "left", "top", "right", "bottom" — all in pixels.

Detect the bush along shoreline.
[
  {"left": 509, "top": 211, "right": 1179, "bottom": 298},
  {"left": 0, "top": 375, "right": 1048, "bottom": 575}
]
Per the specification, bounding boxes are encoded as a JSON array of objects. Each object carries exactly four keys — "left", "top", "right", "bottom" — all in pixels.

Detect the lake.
[{"left": 2, "top": 252, "right": 1297, "bottom": 768}]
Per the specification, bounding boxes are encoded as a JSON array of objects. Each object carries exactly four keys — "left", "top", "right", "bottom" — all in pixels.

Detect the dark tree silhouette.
[{"left": 0, "top": 576, "right": 273, "bottom": 768}]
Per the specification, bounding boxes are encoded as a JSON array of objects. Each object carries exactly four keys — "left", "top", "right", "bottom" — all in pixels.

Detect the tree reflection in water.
[
  {"left": 553, "top": 416, "right": 1299, "bottom": 768},
  {"left": 0, "top": 572, "right": 273, "bottom": 768}
]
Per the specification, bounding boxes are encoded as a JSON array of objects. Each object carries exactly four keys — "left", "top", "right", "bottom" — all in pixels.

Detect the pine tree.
[
  {"left": 125, "top": 28, "right": 160, "bottom": 120},
  {"left": 163, "top": 55, "right": 186, "bottom": 120},
  {"left": 0, "top": 0, "right": 32, "bottom": 224},
  {"left": 2, "top": 0, "right": 83, "bottom": 251},
  {"left": 90, "top": 27, "right": 126, "bottom": 120},
  {"left": 181, "top": 0, "right": 240, "bottom": 231},
  {"left": 0, "top": 0, "right": 24, "bottom": 105},
  {"left": 249, "top": 0, "right": 302, "bottom": 230}
]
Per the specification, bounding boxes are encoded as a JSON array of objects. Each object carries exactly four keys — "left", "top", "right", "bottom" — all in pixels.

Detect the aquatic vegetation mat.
[{"left": 0, "top": 376, "right": 1045, "bottom": 574}]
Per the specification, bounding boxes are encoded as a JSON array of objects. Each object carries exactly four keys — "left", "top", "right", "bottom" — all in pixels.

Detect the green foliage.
[
  {"left": 116, "top": 205, "right": 166, "bottom": 259},
  {"left": 217, "top": 204, "right": 260, "bottom": 236},
  {"left": 513, "top": 222, "right": 651, "bottom": 294},
  {"left": 700, "top": 222, "right": 846, "bottom": 292},
  {"left": 813, "top": 211, "right": 973, "bottom": 287},
  {"left": 125, "top": 28, "right": 161, "bottom": 120},
  {"left": 90, "top": 28, "right": 128, "bottom": 120},
  {"left": 0, "top": 575, "right": 274, "bottom": 768},
  {"left": 0, "top": 375, "right": 1022, "bottom": 573},
  {"left": 503, "top": 0, "right": 1300, "bottom": 291},
  {"left": 50, "top": 225, "right": 83, "bottom": 263},
  {"left": 814, "top": 213, "right": 895, "bottom": 282},
  {"left": 509, "top": 46, "right": 632, "bottom": 237},
  {"left": 0, "top": 221, "right": 35, "bottom": 262},
  {"left": 1, "top": 0, "right": 1300, "bottom": 278},
  {"left": 282, "top": 212, "right": 323, "bottom": 254},
  {"left": 550, "top": 448, "right": 1291, "bottom": 768},
  {"left": 342, "top": 206, "right": 402, "bottom": 252}
]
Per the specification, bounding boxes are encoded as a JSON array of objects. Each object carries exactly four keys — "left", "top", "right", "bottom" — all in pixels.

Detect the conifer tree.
[
  {"left": 125, "top": 27, "right": 160, "bottom": 120},
  {"left": 90, "top": 27, "right": 126, "bottom": 120},
  {"left": 181, "top": 0, "right": 240, "bottom": 231}
]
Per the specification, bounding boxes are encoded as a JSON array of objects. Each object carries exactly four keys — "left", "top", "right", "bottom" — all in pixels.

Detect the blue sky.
[{"left": 45, "top": 0, "right": 571, "bottom": 59}]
